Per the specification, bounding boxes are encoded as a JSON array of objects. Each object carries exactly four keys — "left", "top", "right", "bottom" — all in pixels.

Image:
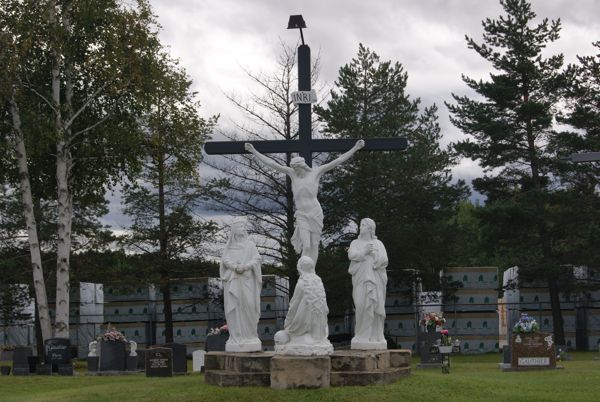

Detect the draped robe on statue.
[
  {"left": 285, "top": 272, "right": 329, "bottom": 342},
  {"left": 220, "top": 236, "right": 262, "bottom": 351},
  {"left": 348, "top": 238, "right": 388, "bottom": 348}
]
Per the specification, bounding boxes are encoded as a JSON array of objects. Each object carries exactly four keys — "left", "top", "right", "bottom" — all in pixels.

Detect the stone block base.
[
  {"left": 270, "top": 355, "right": 330, "bottom": 389},
  {"left": 330, "top": 349, "right": 412, "bottom": 387},
  {"left": 331, "top": 366, "right": 411, "bottom": 386},
  {"left": 351, "top": 339, "right": 387, "bottom": 350},
  {"left": 205, "top": 351, "right": 273, "bottom": 387},
  {"left": 499, "top": 363, "right": 564, "bottom": 372}
]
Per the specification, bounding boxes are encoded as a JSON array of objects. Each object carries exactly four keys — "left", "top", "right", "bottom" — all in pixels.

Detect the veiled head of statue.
[
  {"left": 230, "top": 216, "right": 248, "bottom": 237},
  {"left": 297, "top": 256, "right": 315, "bottom": 274},
  {"left": 359, "top": 218, "right": 376, "bottom": 238},
  {"left": 290, "top": 156, "right": 309, "bottom": 171}
]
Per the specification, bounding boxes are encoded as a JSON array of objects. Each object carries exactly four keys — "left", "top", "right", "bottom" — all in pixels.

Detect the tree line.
[{"left": 1, "top": 0, "right": 599, "bottom": 347}]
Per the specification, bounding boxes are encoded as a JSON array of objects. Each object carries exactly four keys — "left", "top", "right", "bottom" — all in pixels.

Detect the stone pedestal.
[
  {"left": 351, "top": 339, "right": 387, "bottom": 350},
  {"left": 330, "top": 349, "right": 411, "bottom": 386},
  {"left": 205, "top": 352, "right": 272, "bottom": 387},
  {"left": 225, "top": 340, "right": 261, "bottom": 353},
  {"left": 270, "top": 355, "right": 330, "bottom": 389}
]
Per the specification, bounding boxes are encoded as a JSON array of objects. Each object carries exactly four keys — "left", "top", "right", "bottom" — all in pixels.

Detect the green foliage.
[{"left": 316, "top": 44, "right": 468, "bottom": 290}]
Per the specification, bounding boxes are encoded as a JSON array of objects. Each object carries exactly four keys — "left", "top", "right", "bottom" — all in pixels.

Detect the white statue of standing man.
[
  {"left": 349, "top": 218, "right": 388, "bottom": 350},
  {"left": 245, "top": 140, "right": 365, "bottom": 264},
  {"left": 274, "top": 256, "right": 333, "bottom": 356},
  {"left": 220, "top": 217, "right": 263, "bottom": 352}
]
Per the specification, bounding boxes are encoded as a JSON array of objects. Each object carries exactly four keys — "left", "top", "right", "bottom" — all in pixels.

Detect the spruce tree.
[
  {"left": 316, "top": 44, "right": 467, "bottom": 295},
  {"left": 446, "top": 0, "right": 572, "bottom": 344}
]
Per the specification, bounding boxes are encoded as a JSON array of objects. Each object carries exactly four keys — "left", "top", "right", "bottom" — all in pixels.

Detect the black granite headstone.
[
  {"left": 27, "top": 356, "right": 38, "bottom": 373},
  {"left": 136, "top": 349, "right": 147, "bottom": 370},
  {"left": 45, "top": 338, "right": 71, "bottom": 371},
  {"left": 205, "top": 334, "right": 228, "bottom": 352},
  {"left": 99, "top": 340, "right": 126, "bottom": 371},
  {"left": 164, "top": 343, "right": 187, "bottom": 374},
  {"left": 11, "top": 346, "right": 32, "bottom": 376},
  {"left": 146, "top": 348, "right": 173, "bottom": 377},
  {"left": 12, "top": 346, "right": 32, "bottom": 366},
  {"left": 87, "top": 356, "right": 99, "bottom": 372},
  {"left": 36, "top": 364, "right": 52, "bottom": 375},
  {"left": 127, "top": 356, "right": 138, "bottom": 371}
]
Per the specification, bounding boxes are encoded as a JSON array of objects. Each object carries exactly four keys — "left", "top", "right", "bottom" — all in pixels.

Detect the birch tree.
[{"left": 2, "top": 0, "right": 162, "bottom": 339}]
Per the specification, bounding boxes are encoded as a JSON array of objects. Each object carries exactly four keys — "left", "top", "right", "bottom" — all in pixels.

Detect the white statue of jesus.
[
  {"left": 348, "top": 218, "right": 388, "bottom": 350},
  {"left": 244, "top": 140, "right": 364, "bottom": 264}
]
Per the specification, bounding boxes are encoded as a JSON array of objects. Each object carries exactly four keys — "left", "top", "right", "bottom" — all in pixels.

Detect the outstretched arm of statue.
[
  {"left": 245, "top": 143, "right": 294, "bottom": 175},
  {"left": 317, "top": 139, "right": 365, "bottom": 175}
]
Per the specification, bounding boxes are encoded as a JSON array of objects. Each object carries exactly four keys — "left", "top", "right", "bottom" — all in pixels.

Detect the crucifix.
[{"left": 204, "top": 15, "right": 408, "bottom": 263}]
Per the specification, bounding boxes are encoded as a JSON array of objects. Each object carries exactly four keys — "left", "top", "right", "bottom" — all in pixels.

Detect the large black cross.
[{"left": 204, "top": 17, "right": 408, "bottom": 167}]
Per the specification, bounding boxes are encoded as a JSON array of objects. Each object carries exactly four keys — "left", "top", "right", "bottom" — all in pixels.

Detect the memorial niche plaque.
[
  {"left": 511, "top": 332, "right": 556, "bottom": 369},
  {"left": 146, "top": 348, "right": 173, "bottom": 377}
]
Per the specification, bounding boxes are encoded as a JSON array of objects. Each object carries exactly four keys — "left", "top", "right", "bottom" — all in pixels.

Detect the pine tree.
[
  {"left": 446, "top": 0, "right": 572, "bottom": 344},
  {"left": 316, "top": 44, "right": 467, "bottom": 295}
]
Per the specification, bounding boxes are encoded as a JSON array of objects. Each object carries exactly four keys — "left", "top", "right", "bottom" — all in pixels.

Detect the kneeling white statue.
[
  {"left": 220, "top": 217, "right": 262, "bottom": 352},
  {"left": 275, "top": 256, "right": 333, "bottom": 356},
  {"left": 349, "top": 218, "right": 388, "bottom": 350}
]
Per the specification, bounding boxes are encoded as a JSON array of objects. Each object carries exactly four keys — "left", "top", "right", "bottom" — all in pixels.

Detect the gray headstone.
[
  {"left": 87, "top": 356, "right": 99, "bottom": 372},
  {"left": 12, "top": 346, "right": 32, "bottom": 366},
  {"left": 146, "top": 348, "right": 173, "bottom": 377}
]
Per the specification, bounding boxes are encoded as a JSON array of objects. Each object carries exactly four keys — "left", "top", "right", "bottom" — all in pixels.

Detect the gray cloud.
[{"left": 102, "top": 0, "right": 600, "bottom": 227}]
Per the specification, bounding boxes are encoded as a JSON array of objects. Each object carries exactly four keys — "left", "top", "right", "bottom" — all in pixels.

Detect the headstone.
[
  {"left": 58, "top": 364, "right": 74, "bottom": 376},
  {"left": 44, "top": 338, "right": 71, "bottom": 371},
  {"left": 511, "top": 332, "right": 556, "bottom": 369},
  {"left": 12, "top": 346, "right": 32, "bottom": 366},
  {"left": 163, "top": 343, "right": 187, "bottom": 374},
  {"left": 27, "top": 356, "right": 38, "bottom": 373},
  {"left": 418, "top": 330, "right": 442, "bottom": 366},
  {"left": 36, "top": 364, "right": 52, "bottom": 375},
  {"left": 146, "top": 348, "right": 173, "bottom": 377},
  {"left": 99, "top": 340, "right": 126, "bottom": 371},
  {"left": 205, "top": 334, "right": 228, "bottom": 352},
  {"left": 127, "top": 356, "right": 138, "bottom": 371},
  {"left": 12, "top": 366, "right": 29, "bottom": 376},
  {"left": 87, "top": 356, "right": 99, "bottom": 372},
  {"left": 193, "top": 350, "right": 205, "bottom": 372},
  {"left": 0, "top": 366, "right": 11, "bottom": 376},
  {"left": 12, "top": 346, "right": 32, "bottom": 376},
  {"left": 136, "top": 349, "right": 147, "bottom": 370}
]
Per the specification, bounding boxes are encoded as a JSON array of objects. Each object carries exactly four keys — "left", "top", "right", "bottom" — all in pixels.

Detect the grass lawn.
[{"left": 1, "top": 352, "right": 600, "bottom": 402}]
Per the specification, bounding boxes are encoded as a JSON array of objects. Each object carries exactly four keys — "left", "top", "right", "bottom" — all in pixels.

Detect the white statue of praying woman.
[
  {"left": 245, "top": 140, "right": 364, "bottom": 264},
  {"left": 220, "top": 217, "right": 262, "bottom": 352},
  {"left": 348, "top": 218, "right": 389, "bottom": 350},
  {"left": 274, "top": 256, "right": 333, "bottom": 356}
]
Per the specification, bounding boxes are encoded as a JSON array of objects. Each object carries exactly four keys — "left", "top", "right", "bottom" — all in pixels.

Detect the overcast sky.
[{"left": 103, "top": 0, "right": 599, "bottom": 229}]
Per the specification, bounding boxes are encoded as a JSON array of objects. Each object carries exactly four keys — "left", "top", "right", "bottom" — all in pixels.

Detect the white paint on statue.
[
  {"left": 274, "top": 256, "right": 333, "bottom": 356},
  {"left": 220, "top": 217, "right": 262, "bottom": 352},
  {"left": 349, "top": 218, "right": 388, "bottom": 350},
  {"left": 245, "top": 140, "right": 364, "bottom": 264}
]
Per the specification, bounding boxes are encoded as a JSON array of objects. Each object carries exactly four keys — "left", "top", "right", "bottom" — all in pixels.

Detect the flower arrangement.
[
  {"left": 440, "top": 329, "right": 451, "bottom": 346},
  {"left": 208, "top": 323, "right": 229, "bottom": 336},
  {"left": 97, "top": 325, "right": 127, "bottom": 342},
  {"left": 513, "top": 313, "right": 539, "bottom": 334},
  {"left": 420, "top": 312, "right": 446, "bottom": 330},
  {"left": 0, "top": 345, "right": 14, "bottom": 351}
]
